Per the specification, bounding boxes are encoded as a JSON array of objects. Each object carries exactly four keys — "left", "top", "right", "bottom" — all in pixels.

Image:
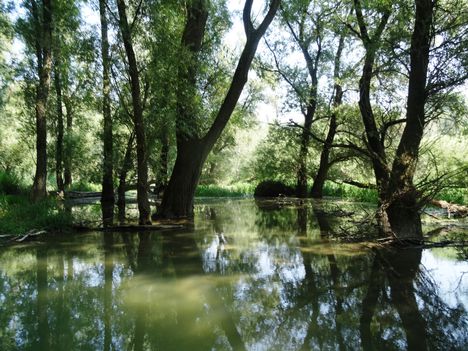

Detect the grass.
[
  {"left": 322, "top": 181, "right": 378, "bottom": 203},
  {"left": 195, "top": 183, "right": 256, "bottom": 197},
  {"left": 0, "top": 194, "right": 72, "bottom": 235}
]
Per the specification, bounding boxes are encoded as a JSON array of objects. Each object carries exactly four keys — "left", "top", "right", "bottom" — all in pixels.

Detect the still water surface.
[{"left": 0, "top": 199, "right": 467, "bottom": 350}]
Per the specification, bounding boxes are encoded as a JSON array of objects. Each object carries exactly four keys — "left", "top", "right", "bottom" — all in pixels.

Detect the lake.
[{"left": 1, "top": 198, "right": 467, "bottom": 350}]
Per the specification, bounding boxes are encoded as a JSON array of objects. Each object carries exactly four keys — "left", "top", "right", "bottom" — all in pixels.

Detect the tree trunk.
[
  {"left": 156, "top": 0, "right": 280, "bottom": 219},
  {"left": 63, "top": 97, "right": 72, "bottom": 188},
  {"left": 310, "top": 97, "right": 338, "bottom": 198},
  {"left": 155, "top": 139, "right": 207, "bottom": 219},
  {"left": 54, "top": 54, "right": 64, "bottom": 193},
  {"left": 117, "top": 132, "right": 135, "bottom": 223},
  {"left": 116, "top": 0, "right": 150, "bottom": 224},
  {"left": 32, "top": 0, "right": 53, "bottom": 202},
  {"left": 155, "top": 125, "right": 169, "bottom": 194},
  {"left": 100, "top": 0, "right": 114, "bottom": 226},
  {"left": 310, "top": 29, "right": 345, "bottom": 198},
  {"left": 386, "top": 0, "right": 434, "bottom": 240}
]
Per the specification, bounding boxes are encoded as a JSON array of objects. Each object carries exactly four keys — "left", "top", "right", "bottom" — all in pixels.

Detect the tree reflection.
[{"left": 36, "top": 247, "right": 50, "bottom": 350}]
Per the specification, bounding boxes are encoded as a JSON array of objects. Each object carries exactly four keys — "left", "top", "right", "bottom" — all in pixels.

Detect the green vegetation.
[
  {"left": 0, "top": 195, "right": 71, "bottom": 235},
  {"left": 195, "top": 183, "right": 255, "bottom": 197}
]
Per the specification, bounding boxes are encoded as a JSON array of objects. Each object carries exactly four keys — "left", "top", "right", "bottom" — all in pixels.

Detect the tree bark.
[
  {"left": 32, "top": 0, "right": 53, "bottom": 202},
  {"left": 156, "top": 0, "right": 280, "bottom": 219},
  {"left": 100, "top": 0, "right": 114, "bottom": 227},
  {"left": 116, "top": 0, "right": 150, "bottom": 224}
]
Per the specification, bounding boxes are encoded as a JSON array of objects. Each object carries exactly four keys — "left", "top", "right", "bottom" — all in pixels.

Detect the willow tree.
[
  {"left": 353, "top": 0, "right": 467, "bottom": 239},
  {"left": 155, "top": 0, "right": 280, "bottom": 219}
]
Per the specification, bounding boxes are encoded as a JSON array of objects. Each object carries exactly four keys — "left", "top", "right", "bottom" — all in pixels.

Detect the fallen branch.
[{"left": 430, "top": 199, "right": 467, "bottom": 218}]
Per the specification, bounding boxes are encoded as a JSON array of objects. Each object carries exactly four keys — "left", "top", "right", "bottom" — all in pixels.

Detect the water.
[{"left": 0, "top": 199, "right": 467, "bottom": 350}]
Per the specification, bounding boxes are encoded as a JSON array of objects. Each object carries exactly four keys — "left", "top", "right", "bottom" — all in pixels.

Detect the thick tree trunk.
[
  {"left": 117, "top": 0, "right": 150, "bottom": 224},
  {"left": 63, "top": 97, "right": 72, "bottom": 188},
  {"left": 155, "top": 139, "right": 207, "bottom": 219},
  {"left": 32, "top": 0, "right": 53, "bottom": 201},
  {"left": 156, "top": 0, "right": 279, "bottom": 219},
  {"left": 100, "top": 0, "right": 114, "bottom": 215},
  {"left": 54, "top": 56, "right": 64, "bottom": 193}
]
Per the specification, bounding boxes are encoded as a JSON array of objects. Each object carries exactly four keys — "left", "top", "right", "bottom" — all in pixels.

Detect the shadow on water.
[{"left": 0, "top": 199, "right": 467, "bottom": 350}]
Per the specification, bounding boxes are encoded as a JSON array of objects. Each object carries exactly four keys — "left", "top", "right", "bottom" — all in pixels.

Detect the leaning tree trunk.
[
  {"left": 100, "top": 0, "right": 114, "bottom": 226},
  {"left": 353, "top": 0, "right": 392, "bottom": 234},
  {"left": 31, "top": 0, "right": 53, "bottom": 201},
  {"left": 385, "top": 0, "right": 434, "bottom": 240},
  {"left": 310, "top": 112, "right": 337, "bottom": 198},
  {"left": 155, "top": 0, "right": 280, "bottom": 219},
  {"left": 117, "top": 0, "right": 150, "bottom": 224},
  {"left": 310, "top": 27, "right": 345, "bottom": 198}
]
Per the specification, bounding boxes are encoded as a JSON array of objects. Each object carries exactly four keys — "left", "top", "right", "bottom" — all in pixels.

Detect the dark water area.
[{"left": 0, "top": 199, "right": 467, "bottom": 350}]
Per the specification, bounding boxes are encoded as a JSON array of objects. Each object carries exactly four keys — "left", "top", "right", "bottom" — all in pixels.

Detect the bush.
[
  {"left": 254, "top": 180, "right": 295, "bottom": 197},
  {"left": 0, "top": 171, "right": 25, "bottom": 195}
]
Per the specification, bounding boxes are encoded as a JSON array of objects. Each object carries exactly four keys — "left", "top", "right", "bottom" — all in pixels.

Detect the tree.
[
  {"left": 116, "top": 0, "right": 150, "bottom": 224},
  {"left": 156, "top": 0, "right": 280, "bottom": 219},
  {"left": 31, "top": 0, "right": 53, "bottom": 201},
  {"left": 100, "top": 0, "right": 114, "bottom": 224}
]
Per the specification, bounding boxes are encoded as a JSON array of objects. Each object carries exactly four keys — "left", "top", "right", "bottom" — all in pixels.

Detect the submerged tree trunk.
[
  {"left": 117, "top": 0, "right": 150, "bottom": 224},
  {"left": 32, "top": 0, "right": 53, "bottom": 201},
  {"left": 385, "top": 0, "right": 434, "bottom": 239},
  {"left": 156, "top": 0, "right": 280, "bottom": 219},
  {"left": 100, "top": 0, "right": 114, "bottom": 226}
]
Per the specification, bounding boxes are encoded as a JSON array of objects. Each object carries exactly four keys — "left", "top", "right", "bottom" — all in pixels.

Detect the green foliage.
[
  {"left": 0, "top": 195, "right": 72, "bottom": 235},
  {"left": 195, "top": 183, "right": 255, "bottom": 197},
  {"left": 322, "top": 181, "right": 378, "bottom": 203},
  {"left": 436, "top": 188, "right": 468, "bottom": 205},
  {"left": 68, "top": 180, "right": 101, "bottom": 192}
]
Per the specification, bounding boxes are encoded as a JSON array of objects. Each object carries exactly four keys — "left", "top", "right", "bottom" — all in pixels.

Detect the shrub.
[{"left": 254, "top": 180, "right": 295, "bottom": 197}]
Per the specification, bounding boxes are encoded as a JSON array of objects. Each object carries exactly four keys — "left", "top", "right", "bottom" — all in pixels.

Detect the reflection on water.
[{"left": 0, "top": 199, "right": 467, "bottom": 350}]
